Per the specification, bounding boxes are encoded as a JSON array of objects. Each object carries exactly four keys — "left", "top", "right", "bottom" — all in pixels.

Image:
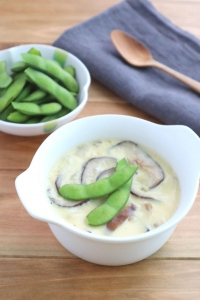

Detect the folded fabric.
[{"left": 53, "top": 0, "right": 200, "bottom": 136}]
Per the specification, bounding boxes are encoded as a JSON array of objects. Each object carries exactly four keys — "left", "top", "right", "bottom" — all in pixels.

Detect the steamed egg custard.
[{"left": 47, "top": 140, "right": 180, "bottom": 237}]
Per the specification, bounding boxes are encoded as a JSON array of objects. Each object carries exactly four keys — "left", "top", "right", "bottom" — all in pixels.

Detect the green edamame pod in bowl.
[
  {"left": 22, "top": 89, "right": 47, "bottom": 102},
  {"left": 40, "top": 107, "right": 70, "bottom": 122},
  {"left": 59, "top": 158, "right": 137, "bottom": 200},
  {"left": 25, "top": 68, "right": 78, "bottom": 110},
  {"left": 22, "top": 53, "right": 79, "bottom": 93},
  {"left": 0, "top": 73, "right": 26, "bottom": 112},
  {"left": 11, "top": 61, "right": 27, "bottom": 73},
  {"left": 28, "top": 47, "right": 41, "bottom": 56},
  {"left": 0, "top": 104, "right": 15, "bottom": 121},
  {"left": 14, "top": 84, "right": 33, "bottom": 102},
  {"left": 64, "top": 65, "right": 76, "bottom": 77},
  {"left": 12, "top": 101, "right": 62, "bottom": 116},
  {"left": 25, "top": 116, "right": 42, "bottom": 124},
  {"left": 0, "top": 61, "right": 12, "bottom": 88},
  {"left": 7, "top": 111, "right": 30, "bottom": 123}
]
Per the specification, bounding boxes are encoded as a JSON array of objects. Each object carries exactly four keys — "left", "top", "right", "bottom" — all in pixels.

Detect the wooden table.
[{"left": 0, "top": 0, "right": 200, "bottom": 299}]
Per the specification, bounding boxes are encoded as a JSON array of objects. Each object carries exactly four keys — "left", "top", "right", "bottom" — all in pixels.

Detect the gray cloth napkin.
[{"left": 53, "top": 0, "right": 200, "bottom": 136}]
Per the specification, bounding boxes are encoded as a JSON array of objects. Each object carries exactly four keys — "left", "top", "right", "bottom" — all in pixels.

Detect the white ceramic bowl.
[
  {"left": 0, "top": 44, "right": 90, "bottom": 136},
  {"left": 15, "top": 115, "right": 200, "bottom": 265}
]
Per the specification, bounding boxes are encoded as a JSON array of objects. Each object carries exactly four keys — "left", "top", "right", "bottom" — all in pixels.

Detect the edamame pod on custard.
[
  {"left": 58, "top": 158, "right": 137, "bottom": 201},
  {"left": 87, "top": 158, "right": 136, "bottom": 226},
  {"left": 22, "top": 53, "right": 79, "bottom": 93},
  {"left": 24, "top": 68, "right": 78, "bottom": 110}
]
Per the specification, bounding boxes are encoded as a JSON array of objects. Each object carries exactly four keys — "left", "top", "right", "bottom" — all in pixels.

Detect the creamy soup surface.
[{"left": 47, "top": 140, "right": 180, "bottom": 237}]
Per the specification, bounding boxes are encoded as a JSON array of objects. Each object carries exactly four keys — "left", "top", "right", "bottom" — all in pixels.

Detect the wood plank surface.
[
  {"left": 0, "top": 0, "right": 200, "bottom": 299},
  {"left": 0, "top": 259, "right": 200, "bottom": 299}
]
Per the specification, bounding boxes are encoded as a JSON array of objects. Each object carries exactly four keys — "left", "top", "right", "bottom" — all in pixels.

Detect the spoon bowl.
[
  {"left": 111, "top": 30, "right": 153, "bottom": 67},
  {"left": 110, "top": 30, "right": 200, "bottom": 93}
]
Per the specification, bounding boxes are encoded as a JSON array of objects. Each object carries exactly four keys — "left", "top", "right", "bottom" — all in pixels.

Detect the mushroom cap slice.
[
  {"left": 48, "top": 172, "right": 88, "bottom": 208},
  {"left": 109, "top": 141, "right": 164, "bottom": 191},
  {"left": 81, "top": 156, "right": 117, "bottom": 184}
]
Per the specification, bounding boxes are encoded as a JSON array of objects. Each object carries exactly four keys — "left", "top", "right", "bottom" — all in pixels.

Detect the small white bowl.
[
  {"left": 15, "top": 115, "right": 200, "bottom": 265},
  {"left": 0, "top": 44, "right": 90, "bottom": 136}
]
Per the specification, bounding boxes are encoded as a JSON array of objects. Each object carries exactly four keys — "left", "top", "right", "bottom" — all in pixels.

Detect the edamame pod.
[
  {"left": 12, "top": 102, "right": 41, "bottom": 115},
  {"left": 40, "top": 103, "right": 62, "bottom": 115},
  {"left": 25, "top": 116, "right": 42, "bottom": 124},
  {"left": 53, "top": 50, "right": 67, "bottom": 68},
  {"left": 0, "top": 88, "right": 6, "bottom": 97},
  {"left": 12, "top": 101, "right": 62, "bottom": 116},
  {"left": 11, "top": 61, "right": 27, "bottom": 73},
  {"left": 0, "top": 61, "right": 12, "bottom": 88},
  {"left": 14, "top": 84, "right": 33, "bottom": 102},
  {"left": 11, "top": 48, "right": 41, "bottom": 73},
  {"left": 0, "top": 104, "right": 15, "bottom": 121},
  {"left": 64, "top": 65, "right": 76, "bottom": 77},
  {"left": 87, "top": 158, "right": 136, "bottom": 226},
  {"left": 59, "top": 159, "right": 137, "bottom": 200},
  {"left": 22, "top": 89, "right": 47, "bottom": 102},
  {"left": 22, "top": 53, "right": 79, "bottom": 93},
  {"left": 0, "top": 73, "right": 26, "bottom": 112},
  {"left": 34, "top": 94, "right": 55, "bottom": 105},
  {"left": 28, "top": 47, "right": 41, "bottom": 56},
  {"left": 40, "top": 107, "right": 70, "bottom": 122},
  {"left": 25, "top": 68, "right": 77, "bottom": 110},
  {"left": 7, "top": 111, "right": 30, "bottom": 123}
]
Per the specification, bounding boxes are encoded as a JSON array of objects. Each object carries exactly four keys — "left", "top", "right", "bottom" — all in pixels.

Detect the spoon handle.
[{"left": 150, "top": 60, "right": 200, "bottom": 94}]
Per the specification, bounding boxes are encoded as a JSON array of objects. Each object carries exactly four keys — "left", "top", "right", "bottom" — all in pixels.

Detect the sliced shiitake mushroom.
[
  {"left": 47, "top": 187, "right": 88, "bottom": 208},
  {"left": 48, "top": 170, "right": 88, "bottom": 208},
  {"left": 109, "top": 141, "right": 164, "bottom": 199},
  {"left": 96, "top": 167, "right": 115, "bottom": 181},
  {"left": 81, "top": 156, "right": 117, "bottom": 184}
]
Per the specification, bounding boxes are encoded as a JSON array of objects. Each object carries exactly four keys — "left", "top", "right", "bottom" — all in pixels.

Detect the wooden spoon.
[{"left": 110, "top": 30, "right": 200, "bottom": 93}]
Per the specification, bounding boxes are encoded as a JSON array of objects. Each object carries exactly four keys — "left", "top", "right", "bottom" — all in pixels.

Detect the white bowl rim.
[{"left": 15, "top": 114, "right": 200, "bottom": 244}]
